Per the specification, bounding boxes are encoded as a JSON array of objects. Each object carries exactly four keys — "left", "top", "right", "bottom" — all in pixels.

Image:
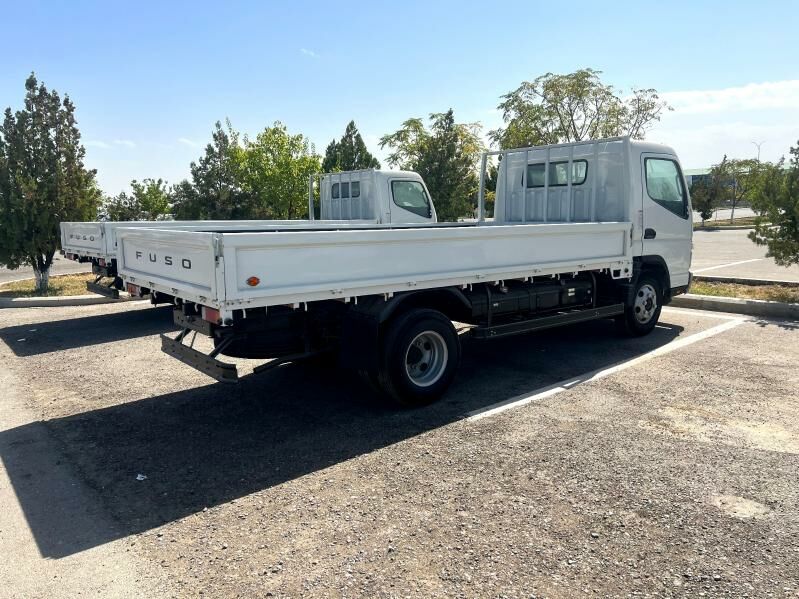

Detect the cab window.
[
  {"left": 645, "top": 158, "right": 688, "bottom": 218},
  {"left": 391, "top": 180, "right": 430, "bottom": 217},
  {"left": 526, "top": 160, "right": 588, "bottom": 188}
]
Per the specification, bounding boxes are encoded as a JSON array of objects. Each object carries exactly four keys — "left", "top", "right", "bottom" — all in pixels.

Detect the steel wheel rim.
[
  {"left": 404, "top": 331, "right": 448, "bottom": 387},
  {"left": 634, "top": 283, "right": 657, "bottom": 324}
]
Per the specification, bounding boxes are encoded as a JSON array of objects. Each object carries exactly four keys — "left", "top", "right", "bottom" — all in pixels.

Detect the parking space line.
[
  {"left": 466, "top": 316, "right": 745, "bottom": 422},
  {"left": 662, "top": 306, "right": 747, "bottom": 320},
  {"left": 693, "top": 258, "right": 764, "bottom": 274}
]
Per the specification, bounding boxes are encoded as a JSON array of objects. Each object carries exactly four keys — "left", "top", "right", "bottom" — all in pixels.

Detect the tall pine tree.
[
  {"left": 171, "top": 120, "right": 251, "bottom": 220},
  {"left": 322, "top": 121, "right": 380, "bottom": 172},
  {"left": 0, "top": 74, "right": 100, "bottom": 292}
]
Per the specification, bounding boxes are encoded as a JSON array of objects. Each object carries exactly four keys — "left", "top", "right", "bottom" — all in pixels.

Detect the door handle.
[{"left": 644, "top": 228, "right": 657, "bottom": 239}]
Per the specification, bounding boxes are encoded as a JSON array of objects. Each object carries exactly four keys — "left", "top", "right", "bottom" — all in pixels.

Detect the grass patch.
[
  {"left": 694, "top": 216, "right": 762, "bottom": 229},
  {"left": 0, "top": 273, "right": 97, "bottom": 298},
  {"left": 691, "top": 281, "right": 799, "bottom": 304}
]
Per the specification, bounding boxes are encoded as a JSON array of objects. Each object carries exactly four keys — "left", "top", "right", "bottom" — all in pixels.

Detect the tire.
[
  {"left": 616, "top": 273, "right": 663, "bottom": 336},
  {"left": 375, "top": 308, "right": 461, "bottom": 407}
]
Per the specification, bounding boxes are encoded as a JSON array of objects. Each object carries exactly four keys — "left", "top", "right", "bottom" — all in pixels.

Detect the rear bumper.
[
  {"left": 86, "top": 281, "right": 120, "bottom": 299},
  {"left": 161, "top": 333, "right": 238, "bottom": 383}
]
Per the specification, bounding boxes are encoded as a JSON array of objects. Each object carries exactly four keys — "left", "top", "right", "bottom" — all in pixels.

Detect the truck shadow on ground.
[
  {"left": 0, "top": 305, "right": 174, "bottom": 356},
  {"left": 0, "top": 319, "right": 683, "bottom": 559}
]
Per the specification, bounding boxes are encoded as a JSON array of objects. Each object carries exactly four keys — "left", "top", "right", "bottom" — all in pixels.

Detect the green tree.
[
  {"left": 241, "top": 122, "right": 321, "bottom": 219},
  {"left": 380, "top": 109, "right": 483, "bottom": 221},
  {"left": 748, "top": 143, "right": 799, "bottom": 266},
  {"left": 713, "top": 157, "right": 760, "bottom": 223},
  {"left": 689, "top": 177, "right": 717, "bottom": 225},
  {"left": 170, "top": 179, "right": 200, "bottom": 220},
  {"left": 100, "top": 191, "right": 138, "bottom": 221},
  {"left": 322, "top": 120, "right": 381, "bottom": 172},
  {"left": 132, "top": 178, "right": 170, "bottom": 219},
  {"left": 690, "top": 158, "right": 729, "bottom": 226},
  {"left": 490, "top": 68, "right": 670, "bottom": 149},
  {"left": 171, "top": 120, "right": 250, "bottom": 220},
  {"left": 0, "top": 74, "right": 100, "bottom": 293},
  {"left": 100, "top": 178, "right": 171, "bottom": 221},
  {"left": 483, "top": 161, "right": 499, "bottom": 217}
]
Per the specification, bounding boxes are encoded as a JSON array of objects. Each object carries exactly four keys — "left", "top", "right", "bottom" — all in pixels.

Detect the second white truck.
[
  {"left": 113, "top": 137, "right": 693, "bottom": 406},
  {"left": 60, "top": 169, "right": 435, "bottom": 298}
]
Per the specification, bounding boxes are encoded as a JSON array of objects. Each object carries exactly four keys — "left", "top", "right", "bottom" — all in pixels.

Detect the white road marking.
[
  {"left": 693, "top": 258, "right": 764, "bottom": 273},
  {"left": 466, "top": 316, "right": 745, "bottom": 422},
  {"left": 662, "top": 306, "right": 746, "bottom": 320}
]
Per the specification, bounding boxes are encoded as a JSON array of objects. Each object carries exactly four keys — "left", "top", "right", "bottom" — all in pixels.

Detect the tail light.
[{"left": 201, "top": 306, "right": 221, "bottom": 324}]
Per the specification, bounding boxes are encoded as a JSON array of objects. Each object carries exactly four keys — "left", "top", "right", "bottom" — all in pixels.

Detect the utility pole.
[{"left": 751, "top": 140, "right": 765, "bottom": 162}]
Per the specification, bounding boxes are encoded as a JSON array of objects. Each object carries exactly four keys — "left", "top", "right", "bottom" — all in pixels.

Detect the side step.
[
  {"left": 471, "top": 303, "right": 625, "bottom": 339},
  {"left": 161, "top": 332, "right": 239, "bottom": 383}
]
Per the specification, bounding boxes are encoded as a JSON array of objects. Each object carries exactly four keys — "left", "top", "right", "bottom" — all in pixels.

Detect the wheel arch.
[
  {"left": 339, "top": 287, "right": 470, "bottom": 372},
  {"left": 375, "top": 288, "right": 472, "bottom": 324},
  {"left": 637, "top": 255, "right": 672, "bottom": 303}
]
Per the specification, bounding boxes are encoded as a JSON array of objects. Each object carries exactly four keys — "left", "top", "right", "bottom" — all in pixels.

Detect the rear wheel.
[
  {"left": 375, "top": 308, "right": 461, "bottom": 407},
  {"left": 617, "top": 274, "right": 663, "bottom": 336}
]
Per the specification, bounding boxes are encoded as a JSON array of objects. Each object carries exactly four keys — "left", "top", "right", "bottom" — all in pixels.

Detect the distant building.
[{"left": 683, "top": 168, "right": 711, "bottom": 188}]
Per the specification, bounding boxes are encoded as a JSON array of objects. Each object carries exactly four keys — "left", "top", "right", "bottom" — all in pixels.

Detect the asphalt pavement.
[
  {"left": 0, "top": 254, "right": 91, "bottom": 284},
  {"left": 692, "top": 207, "right": 755, "bottom": 223},
  {"left": 0, "top": 302, "right": 796, "bottom": 597},
  {"left": 692, "top": 228, "right": 799, "bottom": 281}
]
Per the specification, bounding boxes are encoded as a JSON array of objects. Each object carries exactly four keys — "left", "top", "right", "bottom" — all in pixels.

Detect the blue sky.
[{"left": 2, "top": 0, "right": 798, "bottom": 193}]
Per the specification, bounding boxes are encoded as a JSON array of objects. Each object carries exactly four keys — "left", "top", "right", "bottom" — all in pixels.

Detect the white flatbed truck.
[
  {"left": 115, "top": 137, "right": 693, "bottom": 406},
  {"left": 60, "top": 169, "right": 434, "bottom": 298}
]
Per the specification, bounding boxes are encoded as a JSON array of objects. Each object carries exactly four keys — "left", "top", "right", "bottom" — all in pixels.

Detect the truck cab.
[
  {"left": 492, "top": 137, "right": 692, "bottom": 297},
  {"left": 317, "top": 169, "right": 437, "bottom": 225}
]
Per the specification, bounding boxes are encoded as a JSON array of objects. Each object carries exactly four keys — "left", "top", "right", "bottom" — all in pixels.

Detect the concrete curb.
[
  {"left": 0, "top": 294, "right": 134, "bottom": 309},
  {"left": 693, "top": 225, "right": 756, "bottom": 231},
  {"left": 671, "top": 293, "right": 799, "bottom": 320},
  {"left": 693, "top": 275, "right": 799, "bottom": 288}
]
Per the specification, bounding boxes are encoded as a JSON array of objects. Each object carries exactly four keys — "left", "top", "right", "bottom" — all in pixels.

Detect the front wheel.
[
  {"left": 375, "top": 308, "right": 461, "bottom": 407},
  {"left": 617, "top": 274, "right": 663, "bottom": 336}
]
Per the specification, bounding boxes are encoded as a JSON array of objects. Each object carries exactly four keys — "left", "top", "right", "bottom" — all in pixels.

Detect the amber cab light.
[{"left": 246, "top": 276, "right": 260, "bottom": 287}]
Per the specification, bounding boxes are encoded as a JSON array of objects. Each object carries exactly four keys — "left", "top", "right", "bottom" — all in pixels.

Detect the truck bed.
[{"left": 117, "top": 221, "right": 633, "bottom": 313}]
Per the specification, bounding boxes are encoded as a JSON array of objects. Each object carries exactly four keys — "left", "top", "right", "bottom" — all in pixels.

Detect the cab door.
[
  {"left": 640, "top": 153, "right": 693, "bottom": 288},
  {"left": 387, "top": 178, "right": 437, "bottom": 224}
]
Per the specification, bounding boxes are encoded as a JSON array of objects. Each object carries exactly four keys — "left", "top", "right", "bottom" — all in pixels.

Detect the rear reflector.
[
  {"left": 126, "top": 283, "right": 141, "bottom": 297},
  {"left": 201, "top": 306, "right": 221, "bottom": 324},
  {"left": 98, "top": 258, "right": 106, "bottom": 267}
]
